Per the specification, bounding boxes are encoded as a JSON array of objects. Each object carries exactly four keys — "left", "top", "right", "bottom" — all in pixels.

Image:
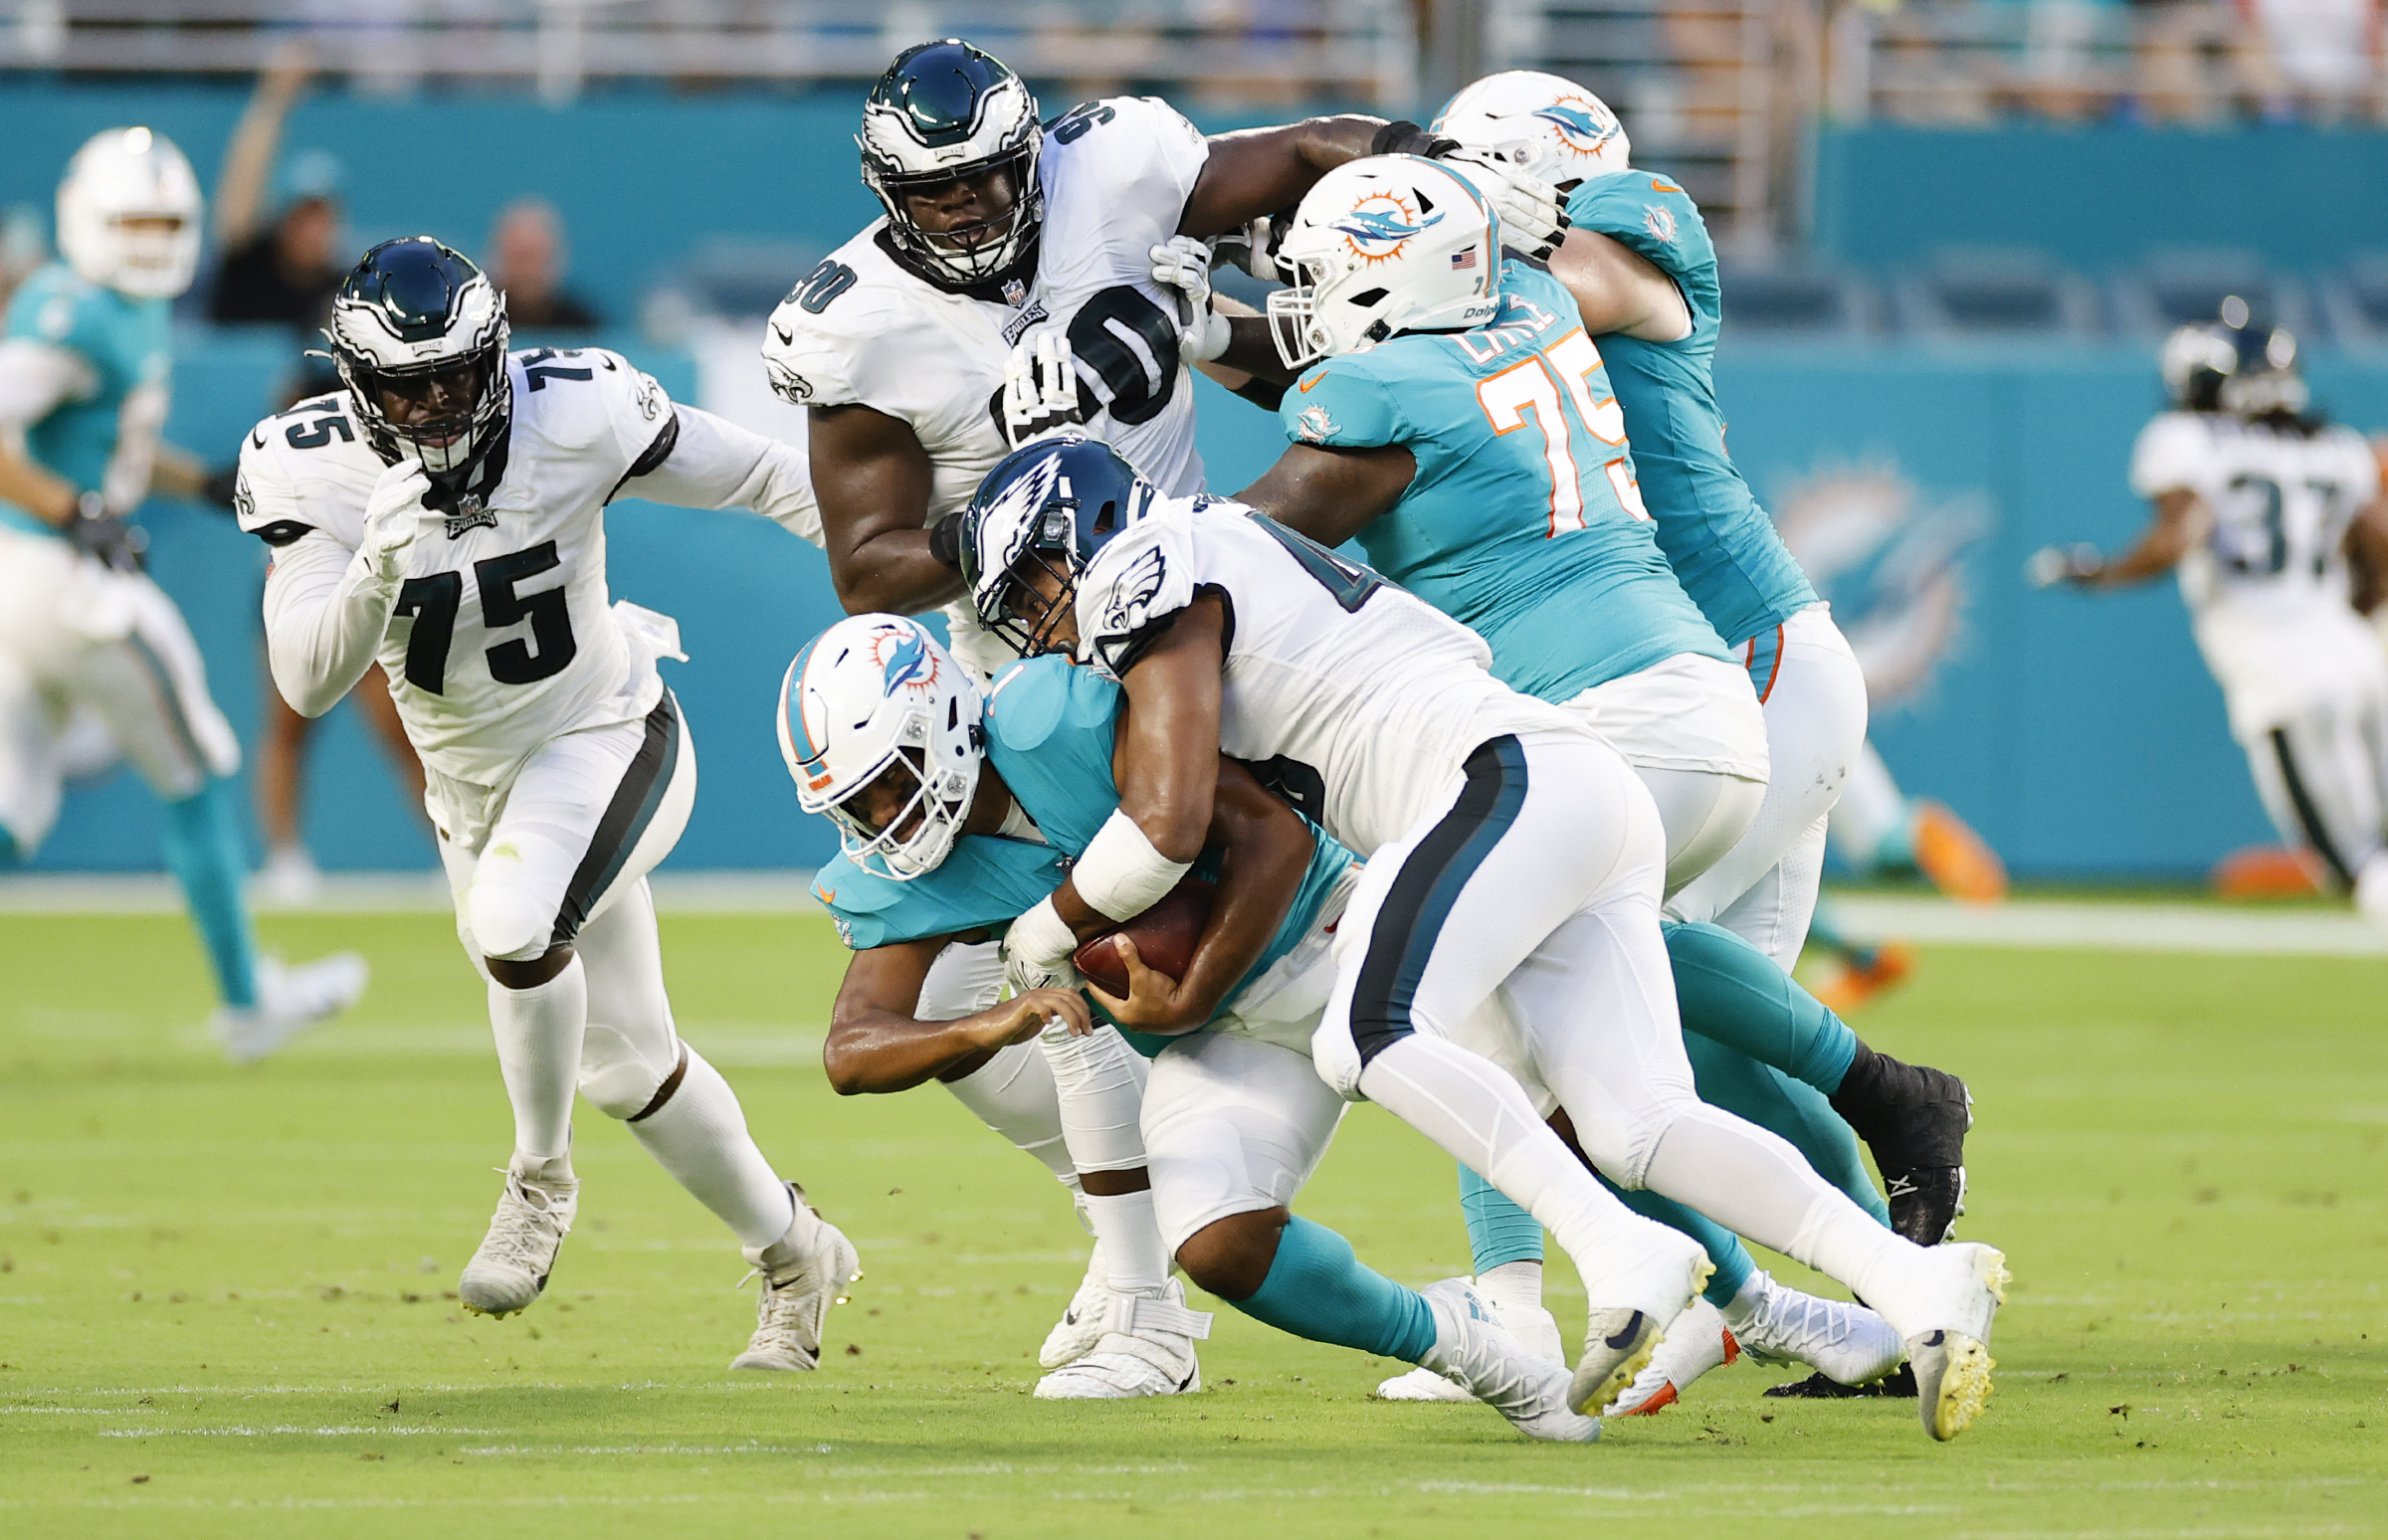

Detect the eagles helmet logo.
[{"left": 1332, "top": 192, "right": 1442, "bottom": 267}]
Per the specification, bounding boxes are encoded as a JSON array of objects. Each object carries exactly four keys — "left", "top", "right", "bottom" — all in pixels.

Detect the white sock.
[
  {"left": 490, "top": 954, "right": 586, "bottom": 1164},
  {"left": 1475, "top": 1258, "right": 1545, "bottom": 1320},
  {"left": 625, "top": 1047, "right": 801, "bottom": 1250},
  {"left": 942, "top": 1039, "right": 1075, "bottom": 1182},
  {"left": 1355, "top": 1035, "right": 1663, "bottom": 1289},
  {"left": 1040, "top": 1022, "right": 1148, "bottom": 1171},
  {"left": 1640, "top": 1102, "right": 1903, "bottom": 1298},
  {"left": 1085, "top": 1188, "right": 1169, "bottom": 1295}
]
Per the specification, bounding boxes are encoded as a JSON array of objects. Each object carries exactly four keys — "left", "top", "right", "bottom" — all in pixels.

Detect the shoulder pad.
[
  {"left": 984, "top": 654, "right": 1119, "bottom": 754},
  {"left": 1076, "top": 506, "right": 1200, "bottom": 678}
]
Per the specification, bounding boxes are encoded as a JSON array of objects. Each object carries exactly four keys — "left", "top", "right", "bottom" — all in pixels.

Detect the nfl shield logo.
[{"left": 1003, "top": 278, "right": 1029, "bottom": 307}]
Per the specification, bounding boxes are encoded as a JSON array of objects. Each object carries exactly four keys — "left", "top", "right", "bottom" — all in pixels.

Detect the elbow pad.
[{"left": 1075, "top": 809, "right": 1196, "bottom": 924}]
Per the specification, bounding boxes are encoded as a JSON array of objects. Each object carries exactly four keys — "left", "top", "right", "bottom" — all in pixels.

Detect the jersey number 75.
[{"left": 1475, "top": 329, "right": 1648, "bottom": 538}]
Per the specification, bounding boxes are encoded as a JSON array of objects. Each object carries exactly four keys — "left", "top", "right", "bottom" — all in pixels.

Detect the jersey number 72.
[{"left": 1475, "top": 328, "right": 1648, "bottom": 538}]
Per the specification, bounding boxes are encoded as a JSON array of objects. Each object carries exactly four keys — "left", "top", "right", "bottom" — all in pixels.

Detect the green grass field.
[{"left": 4, "top": 908, "right": 2385, "bottom": 1538}]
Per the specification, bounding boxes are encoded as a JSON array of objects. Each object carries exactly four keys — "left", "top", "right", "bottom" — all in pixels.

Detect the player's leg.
[
  {"left": 76, "top": 576, "right": 363, "bottom": 1059},
  {"left": 1502, "top": 881, "right": 2006, "bottom": 1439},
  {"left": 2245, "top": 687, "right": 2388, "bottom": 927},
  {"left": 1152, "top": 1034, "right": 1595, "bottom": 1442},
  {"left": 1562, "top": 653, "right": 1770, "bottom": 895},
  {"left": 0, "top": 646, "right": 67, "bottom": 867},
  {"left": 1312, "top": 732, "right": 1712, "bottom": 1413}
]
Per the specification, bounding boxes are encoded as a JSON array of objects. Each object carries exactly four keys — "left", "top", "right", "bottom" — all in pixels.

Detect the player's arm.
[
  {"left": 2032, "top": 487, "right": 2202, "bottom": 591},
  {"left": 252, "top": 452, "right": 435, "bottom": 716},
  {"left": 1546, "top": 229, "right": 1693, "bottom": 343},
  {"left": 1087, "top": 757, "right": 1315, "bottom": 1035},
  {"left": 824, "top": 933, "right": 1089, "bottom": 1094},
  {"left": 807, "top": 401, "right": 966, "bottom": 615},
  {"left": 1177, "top": 114, "right": 1389, "bottom": 239},
  {"left": 0, "top": 338, "right": 91, "bottom": 526},
  {"left": 2347, "top": 451, "right": 2388, "bottom": 614},
  {"left": 1236, "top": 444, "right": 1416, "bottom": 547},
  {"left": 613, "top": 404, "right": 822, "bottom": 545}
]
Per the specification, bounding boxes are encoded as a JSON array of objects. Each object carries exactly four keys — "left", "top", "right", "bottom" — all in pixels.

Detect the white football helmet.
[
  {"left": 1432, "top": 71, "right": 1633, "bottom": 191},
  {"left": 779, "top": 614, "right": 984, "bottom": 881},
  {"left": 57, "top": 126, "right": 203, "bottom": 299},
  {"left": 1267, "top": 156, "right": 1500, "bottom": 372},
  {"left": 858, "top": 39, "right": 1044, "bottom": 288}
]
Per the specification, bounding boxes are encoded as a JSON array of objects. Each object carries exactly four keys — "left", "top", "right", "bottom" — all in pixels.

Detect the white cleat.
[
  {"left": 1377, "top": 1274, "right": 1564, "bottom": 1403},
  {"left": 1877, "top": 1241, "right": 2009, "bottom": 1441},
  {"left": 731, "top": 1185, "right": 863, "bottom": 1371},
  {"left": 457, "top": 1153, "right": 576, "bottom": 1317},
  {"left": 1566, "top": 1227, "right": 1712, "bottom": 1416},
  {"left": 257, "top": 844, "right": 323, "bottom": 907},
  {"left": 1610, "top": 1297, "right": 1736, "bottom": 1416},
  {"left": 1417, "top": 1278, "right": 1600, "bottom": 1443},
  {"left": 210, "top": 952, "right": 368, "bottom": 1065},
  {"left": 1377, "top": 1363, "right": 1477, "bottom": 1402},
  {"left": 1033, "top": 1277, "right": 1210, "bottom": 1400},
  {"left": 1725, "top": 1269, "right": 1905, "bottom": 1388},
  {"left": 1038, "top": 1234, "right": 1110, "bottom": 1370}
]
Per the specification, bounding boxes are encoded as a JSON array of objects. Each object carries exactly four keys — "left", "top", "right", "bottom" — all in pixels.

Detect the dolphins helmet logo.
[
  {"left": 1333, "top": 192, "right": 1441, "bottom": 267},
  {"left": 871, "top": 623, "right": 940, "bottom": 696},
  {"left": 1533, "top": 96, "right": 1623, "bottom": 159}
]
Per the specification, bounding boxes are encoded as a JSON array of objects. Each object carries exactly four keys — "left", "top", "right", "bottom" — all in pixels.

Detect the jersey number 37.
[{"left": 1475, "top": 329, "right": 1648, "bottom": 538}]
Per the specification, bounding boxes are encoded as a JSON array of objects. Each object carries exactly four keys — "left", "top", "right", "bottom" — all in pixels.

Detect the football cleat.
[
  {"left": 1375, "top": 1364, "right": 1477, "bottom": 1402},
  {"left": 1888, "top": 1165, "right": 1969, "bottom": 1248},
  {"left": 1038, "top": 1234, "right": 1110, "bottom": 1370},
  {"left": 1609, "top": 1297, "right": 1736, "bottom": 1416},
  {"left": 1831, "top": 1054, "right": 1972, "bottom": 1246},
  {"left": 211, "top": 952, "right": 368, "bottom": 1065},
  {"left": 457, "top": 1153, "right": 576, "bottom": 1317},
  {"left": 1032, "top": 1278, "right": 1210, "bottom": 1400},
  {"left": 1566, "top": 1228, "right": 1711, "bottom": 1415},
  {"left": 1377, "top": 1276, "right": 1563, "bottom": 1402},
  {"left": 1417, "top": 1278, "right": 1600, "bottom": 1443},
  {"left": 1808, "top": 939, "right": 1913, "bottom": 1016},
  {"left": 1722, "top": 1271, "right": 1906, "bottom": 1389},
  {"left": 1873, "top": 1241, "right": 2008, "bottom": 1441},
  {"left": 731, "top": 1185, "right": 863, "bottom": 1371},
  {"left": 1909, "top": 800, "right": 2007, "bottom": 904},
  {"left": 2210, "top": 845, "right": 2324, "bottom": 899},
  {"left": 1765, "top": 1363, "right": 1918, "bottom": 1400}
]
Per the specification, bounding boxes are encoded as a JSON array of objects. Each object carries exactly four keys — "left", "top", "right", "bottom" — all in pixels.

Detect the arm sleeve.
[
  {"left": 1280, "top": 359, "right": 1404, "bottom": 448},
  {"left": 261, "top": 525, "right": 399, "bottom": 718},
  {"left": 616, "top": 404, "right": 823, "bottom": 546},
  {"left": 0, "top": 338, "right": 92, "bottom": 434}
]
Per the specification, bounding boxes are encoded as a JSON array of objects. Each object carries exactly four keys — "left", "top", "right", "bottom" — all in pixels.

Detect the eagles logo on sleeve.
[{"left": 1090, "top": 544, "right": 1172, "bottom": 675}]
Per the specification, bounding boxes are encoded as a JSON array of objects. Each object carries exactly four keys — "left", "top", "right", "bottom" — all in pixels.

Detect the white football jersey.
[
  {"left": 761, "top": 96, "right": 1211, "bottom": 676},
  {"left": 239, "top": 348, "right": 689, "bottom": 786},
  {"left": 1074, "top": 495, "right": 1579, "bottom": 857}
]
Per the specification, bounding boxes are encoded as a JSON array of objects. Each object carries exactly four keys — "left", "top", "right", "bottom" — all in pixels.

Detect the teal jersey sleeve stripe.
[{"left": 1565, "top": 174, "right": 1816, "bottom": 649}]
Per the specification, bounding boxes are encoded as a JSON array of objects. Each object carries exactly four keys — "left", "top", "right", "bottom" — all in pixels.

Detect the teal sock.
[
  {"left": 1233, "top": 1216, "right": 1438, "bottom": 1363},
  {"left": 1457, "top": 1162, "right": 1544, "bottom": 1274},
  {"left": 0, "top": 824, "right": 19, "bottom": 866},
  {"left": 1684, "top": 1030, "right": 1890, "bottom": 1228},
  {"left": 1665, "top": 919, "right": 1859, "bottom": 1092},
  {"left": 160, "top": 777, "right": 259, "bottom": 1009}
]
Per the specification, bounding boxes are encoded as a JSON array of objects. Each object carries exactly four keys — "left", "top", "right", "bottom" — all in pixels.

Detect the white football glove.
[
  {"left": 1150, "top": 236, "right": 1233, "bottom": 364},
  {"left": 1003, "top": 895, "right": 1085, "bottom": 999},
  {"left": 1218, "top": 211, "right": 1292, "bottom": 284},
  {"left": 1002, "top": 327, "right": 1087, "bottom": 446},
  {"left": 1439, "top": 144, "right": 1569, "bottom": 261},
  {"left": 359, "top": 458, "right": 435, "bottom": 584},
  {"left": 2026, "top": 543, "right": 2103, "bottom": 589}
]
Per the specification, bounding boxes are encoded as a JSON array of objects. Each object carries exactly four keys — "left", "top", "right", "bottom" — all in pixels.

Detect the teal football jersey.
[
  {"left": 1565, "top": 172, "right": 1816, "bottom": 650},
  {"left": 1281, "top": 259, "right": 1727, "bottom": 703},
  {"left": 0, "top": 262, "right": 173, "bottom": 535},
  {"left": 812, "top": 836, "right": 1067, "bottom": 953}
]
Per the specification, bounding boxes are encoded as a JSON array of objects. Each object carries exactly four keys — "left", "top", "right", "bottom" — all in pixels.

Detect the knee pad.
[
  {"left": 579, "top": 1023, "right": 684, "bottom": 1119},
  {"left": 469, "top": 875, "right": 552, "bottom": 963}
]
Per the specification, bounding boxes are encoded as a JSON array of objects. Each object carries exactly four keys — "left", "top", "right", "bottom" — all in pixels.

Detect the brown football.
[{"left": 1072, "top": 875, "right": 1216, "bottom": 996}]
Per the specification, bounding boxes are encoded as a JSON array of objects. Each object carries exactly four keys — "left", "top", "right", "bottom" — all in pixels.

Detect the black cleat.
[
  {"left": 1764, "top": 1363, "right": 1918, "bottom": 1400},
  {"left": 1887, "top": 1164, "right": 1968, "bottom": 1248}
]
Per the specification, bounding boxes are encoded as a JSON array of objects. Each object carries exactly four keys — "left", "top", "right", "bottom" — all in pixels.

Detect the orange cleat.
[
  {"left": 2211, "top": 845, "right": 2325, "bottom": 899},
  {"left": 1910, "top": 800, "right": 2008, "bottom": 904},
  {"left": 1810, "top": 940, "right": 1915, "bottom": 1017}
]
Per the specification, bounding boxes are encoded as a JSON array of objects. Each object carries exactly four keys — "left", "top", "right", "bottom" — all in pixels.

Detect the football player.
[
  {"left": 236, "top": 236, "right": 856, "bottom": 1368},
  {"left": 0, "top": 127, "right": 364, "bottom": 1061},
  {"left": 963, "top": 436, "right": 2009, "bottom": 1440},
  {"left": 2034, "top": 307, "right": 2388, "bottom": 930},
  {"left": 759, "top": 35, "right": 1563, "bottom": 682}
]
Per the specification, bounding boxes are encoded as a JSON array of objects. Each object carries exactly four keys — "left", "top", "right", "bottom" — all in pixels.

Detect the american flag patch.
[{"left": 1451, "top": 248, "right": 1477, "bottom": 270}]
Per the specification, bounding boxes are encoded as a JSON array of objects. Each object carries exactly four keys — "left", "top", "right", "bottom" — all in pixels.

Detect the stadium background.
[{"left": 7, "top": 4, "right": 2388, "bottom": 879}]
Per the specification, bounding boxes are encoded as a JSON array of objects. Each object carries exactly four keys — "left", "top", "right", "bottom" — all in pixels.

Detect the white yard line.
[
  {"left": 0, "top": 870, "right": 825, "bottom": 915},
  {"left": 1826, "top": 895, "right": 2388, "bottom": 956}
]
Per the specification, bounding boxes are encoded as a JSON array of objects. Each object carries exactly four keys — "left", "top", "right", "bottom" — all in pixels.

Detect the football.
[{"left": 1072, "top": 875, "right": 1217, "bottom": 995}]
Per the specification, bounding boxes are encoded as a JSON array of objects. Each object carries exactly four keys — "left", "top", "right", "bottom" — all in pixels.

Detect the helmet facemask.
[
  {"left": 343, "top": 344, "right": 510, "bottom": 479},
  {"left": 866, "top": 143, "right": 1044, "bottom": 288},
  {"left": 326, "top": 237, "right": 512, "bottom": 506},
  {"left": 858, "top": 40, "right": 1045, "bottom": 289},
  {"left": 824, "top": 744, "right": 976, "bottom": 881}
]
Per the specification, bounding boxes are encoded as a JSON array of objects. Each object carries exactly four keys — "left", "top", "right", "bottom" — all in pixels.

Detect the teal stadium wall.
[{"left": 5, "top": 89, "right": 2387, "bottom": 876}]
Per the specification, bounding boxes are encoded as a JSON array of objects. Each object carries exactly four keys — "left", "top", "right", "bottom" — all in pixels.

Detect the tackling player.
[
  {"left": 0, "top": 126, "right": 364, "bottom": 1062},
  {"left": 2034, "top": 307, "right": 2388, "bottom": 928},
  {"left": 962, "top": 436, "right": 2010, "bottom": 1440},
  {"left": 237, "top": 236, "right": 856, "bottom": 1369}
]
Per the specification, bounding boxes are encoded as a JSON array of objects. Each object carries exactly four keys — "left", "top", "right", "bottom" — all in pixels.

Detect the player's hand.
[
  {"left": 2026, "top": 542, "right": 2103, "bottom": 588},
  {"left": 1003, "top": 947, "right": 1085, "bottom": 1009},
  {"left": 971, "top": 987, "right": 1091, "bottom": 1049},
  {"left": 1150, "top": 237, "right": 1232, "bottom": 364},
  {"left": 1217, "top": 210, "right": 1294, "bottom": 284},
  {"left": 359, "top": 458, "right": 434, "bottom": 582},
  {"left": 1083, "top": 933, "right": 1194, "bottom": 1031},
  {"left": 1435, "top": 144, "right": 1568, "bottom": 261},
  {"left": 64, "top": 493, "right": 148, "bottom": 574},
  {"left": 1001, "top": 328, "right": 1086, "bottom": 446}
]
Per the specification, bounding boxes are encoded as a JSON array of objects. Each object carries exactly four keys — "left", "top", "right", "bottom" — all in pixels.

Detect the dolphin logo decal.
[
  {"left": 1534, "top": 101, "right": 1616, "bottom": 148},
  {"left": 1334, "top": 206, "right": 1442, "bottom": 249},
  {"left": 881, "top": 628, "right": 932, "bottom": 693}
]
